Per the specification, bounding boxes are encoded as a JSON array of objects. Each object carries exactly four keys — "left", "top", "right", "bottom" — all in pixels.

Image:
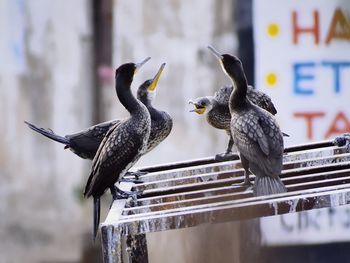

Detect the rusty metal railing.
[{"left": 101, "top": 139, "right": 350, "bottom": 262}]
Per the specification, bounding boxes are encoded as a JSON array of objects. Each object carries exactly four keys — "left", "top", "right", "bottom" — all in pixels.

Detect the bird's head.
[
  {"left": 188, "top": 97, "right": 213, "bottom": 115},
  {"left": 207, "top": 46, "right": 243, "bottom": 80},
  {"left": 137, "top": 63, "right": 166, "bottom": 104},
  {"left": 115, "top": 57, "right": 151, "bottom": 86}
]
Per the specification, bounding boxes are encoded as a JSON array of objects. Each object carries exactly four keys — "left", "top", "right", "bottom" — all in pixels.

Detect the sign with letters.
[
  {"left": 253, "top": 0, "right": 350, "bottom": 244},
  {"left": 254, "top": 0, "right": 350, "bottom": 145}
]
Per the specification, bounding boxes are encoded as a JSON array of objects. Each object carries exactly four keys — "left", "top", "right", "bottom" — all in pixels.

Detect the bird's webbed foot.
[
  {"left": 214, "top": 152, "right": 236, "bottom": 161},
  {"left": 333, "top": 134, "right": 350, "bottom": 151},
  {"left": 110, "top": 186, "right": 143, "bottom": 200}
]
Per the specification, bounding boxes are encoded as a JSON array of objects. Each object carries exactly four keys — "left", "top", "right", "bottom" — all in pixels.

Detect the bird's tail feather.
[
  {"left": 93, "top": 197, "right": 101, "bottom": 241},
  {"left": 24, "top": 121, "right": 70, "bottom": 145},
  {"left": 253, "top": 176, "right": 286, "bottom": 196}
]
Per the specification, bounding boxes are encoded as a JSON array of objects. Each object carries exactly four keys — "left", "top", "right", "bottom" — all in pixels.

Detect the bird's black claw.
[
  {"left": 125, "top": 171, "right": 148, "bottom": 180},
  {"left": 113, "top": 186, "right": 143, "bottom": 200},
  {"left": 231, "top": 180, "right": 253, "bottom": 189},
  {"left": 215, "top": 152, "right": 236, "bottom": 161},
  {"left": 119, "top": 177, "right": 144, "bottom": 184},
  {"left": 333, "top": 134, "right": 350, "bottom": 151}
]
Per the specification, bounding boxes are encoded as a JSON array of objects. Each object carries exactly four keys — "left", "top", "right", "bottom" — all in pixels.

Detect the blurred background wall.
[{"left": 0, "top": 0, "right": 242, "bottom": 262}]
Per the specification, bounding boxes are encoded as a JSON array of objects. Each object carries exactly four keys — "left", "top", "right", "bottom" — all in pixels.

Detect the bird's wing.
[
  {"left": 83, "top": 121, "right": 122, "bottom": 196},
  {"left": 214, "top": 85, "right": 233, "bottom": 106},
  {"left": 84, "top": 120, "right": 145, "bottom": 197},
  {"left": 232, "top": 107, "right": 283, "bottom": 177},
  {"left": 247, "top": 86, "right": 277, "bottom": 115},
  {"left": 65, "top": 120, "right": 121, "bottom": 158}
]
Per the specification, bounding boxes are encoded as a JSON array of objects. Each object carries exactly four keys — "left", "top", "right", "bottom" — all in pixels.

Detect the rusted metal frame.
[
  {"left": 130, "top": 146, "right": 347, "bottom": 184},
  {"left": 125, "top": 234, "right": 149, "bottom": 263},
  {"left": 283, "top": 152, "right": 350, "bottom": 169},
  {"left": 282, "top": 146, "right": 345, "bottom": 163},
  {"left": 125, "top": 174, "right": 350, "bottom": 219},
  {"left": 134, "top": 140, "right": 335, "bottom": 173},
  {"left": 135, "top": 161, "right": 350, "bottom": 198},
  {"left": 116, "top": 185, "right": 350, "bottom": 236},
  {"left": 102, "top": 194, "right": 149, "bottom": 262},
  {"left": 102, "top": 200, "right": 125, "bottom": 263},
  {"left": 130, "top": 166, "right": 350, "bottom": 207},
  {"left": 136, "top": 155, "right": 239, "bottom": 173},
  {"left": 124, "top": 167, "right": 350, "bottom": 213},
  {"left": 124, "top": 169, "right": 350, "bottom": 215},
  {"left": 121, "top": 177, "right": 350, "bottom": 221},
  {"left": 132, "top": 154, "right": 350, "bottom": 192},
  {"left": 128, "top": 159, "right": 241, "bottom": 182}
]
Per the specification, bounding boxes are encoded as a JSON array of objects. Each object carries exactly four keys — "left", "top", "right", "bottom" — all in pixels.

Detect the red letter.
[
  {"left": 325, "top": 8, "right": 350, "bottom": 45},
  {"left": 325, "top": 111, "right": 350, "bottom": 138},
  {"left": 292, "top": 10, "right": 320, "bottom": 45},
  {"left": 294, "top": 112, "right": 325, "bottom": 140}
]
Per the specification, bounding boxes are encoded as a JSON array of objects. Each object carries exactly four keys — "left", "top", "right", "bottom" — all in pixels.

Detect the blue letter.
[
  {"left": 293, "top": 62, "right": 315, "bottom": 95},
  {"left": 322, "top": 61, "right": 350, "bottom": 93}
]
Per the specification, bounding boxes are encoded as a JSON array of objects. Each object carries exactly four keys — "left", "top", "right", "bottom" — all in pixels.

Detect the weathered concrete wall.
[
  {"left": 112, "top": 1, "right": 241, "bottom": 262},
  {"left": 0, "top": 0, "right": 93, "bottom": 262}
]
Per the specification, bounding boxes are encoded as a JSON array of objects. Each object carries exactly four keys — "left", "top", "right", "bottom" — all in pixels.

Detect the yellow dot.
[
  {"left": 266, "top": 73, "right": 278, "bottom": 87},
  {"left": 267, "top": 23, "right": 280, "bottom": 37}
]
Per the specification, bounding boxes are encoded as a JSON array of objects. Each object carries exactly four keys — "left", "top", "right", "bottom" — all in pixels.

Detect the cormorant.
[
  {"left": 208, "top": 46, "right": 286, "bottom": 196},
  {"left": 137, "top": 63, "right": 173, "bottom": 154},
  {"left": 24, "top": 64, "right": 172, "bottom": 161},
  {"left": 189, "top": 84, "right": 278, "bottom": 161},
  {"left": 84, "top": 58, "right": 151, "bottom": 239}
]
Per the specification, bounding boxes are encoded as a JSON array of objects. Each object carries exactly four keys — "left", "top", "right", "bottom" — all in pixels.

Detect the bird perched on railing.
[
  {"left": 208, "top": 46, "right": 286, "bottom": 196},
  {"left": 189, "top": 84, "right": 279, "bottom": 161},
  {"left": 24, "top": 64, "right": 172, "bottom": 166},
  {"left": 83, "top": 58, "right": 152, "bottom": 239}
]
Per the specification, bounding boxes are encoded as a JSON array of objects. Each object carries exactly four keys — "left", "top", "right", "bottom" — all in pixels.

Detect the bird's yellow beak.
[
  {"left": 148, "top": 63, "right": 166, "bottom": 91},
  {"left": 189, "top": 100, "right": 206, "bottom": 115},
  {"left": 135, "top": 57, "right": 151, "bottom": 75}
]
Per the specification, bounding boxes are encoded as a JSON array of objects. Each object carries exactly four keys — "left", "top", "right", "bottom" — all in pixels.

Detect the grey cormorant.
[
  {"left": 24, "top": 64, "right": 172, "bottom": 161},
  {"left": 84, "top": 58, "right": 151, "bottom": 239},
  {"left": 208, "top": 46, "right": 286, "bottom": 196},
  {"left": 189, "top": 84, "right": 279, "bottom": 161}
]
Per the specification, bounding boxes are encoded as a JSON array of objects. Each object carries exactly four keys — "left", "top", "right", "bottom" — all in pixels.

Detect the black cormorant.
[
  {"left": 208, "top": 46, "right": 286, "bottom": 196},
  {"left": 189, "top": 84, "right": 279, "bottom": 161},
  {"left": 84, "top": 58, "right": 151, "bottom": 239}
]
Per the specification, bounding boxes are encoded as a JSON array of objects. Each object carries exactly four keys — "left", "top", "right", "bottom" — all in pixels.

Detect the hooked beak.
[
  {"left": 148, "top": 63, "right": 166, "bottom": 91},
  {"left": 207, "top": 45, "right": 223, "bottom": 60},
  {"left": 135, "top": 57, "right": 151, "bottom": 74}
]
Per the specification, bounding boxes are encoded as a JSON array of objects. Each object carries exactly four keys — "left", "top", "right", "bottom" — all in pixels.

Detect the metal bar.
[
  {"left": 102, "top": 200, "right": 128, "bottom": 263},
  {"left": 116, "top": 185, "right": 350, "bottom": 236},
  {"left": 126, "top": 235, "right": 149, "bottom": 263},
  {"left": 136, "top": 141, "right": 336, "bottom": 173}
]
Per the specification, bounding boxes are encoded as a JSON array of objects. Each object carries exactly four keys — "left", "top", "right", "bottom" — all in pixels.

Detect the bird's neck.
[
  {"left": 229, "top": 72, "right": 248, "bottom": 111},
  {"left": 116, "top": 78, "right": 143, "bottom": 115}
]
